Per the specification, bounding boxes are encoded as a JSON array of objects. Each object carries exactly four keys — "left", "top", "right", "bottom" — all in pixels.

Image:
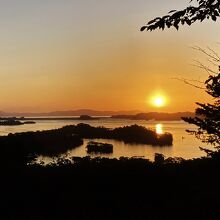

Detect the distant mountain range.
[
  {"left": 0, "top": 109, "right": 195, "bottom": 120},
  {"left": 0, "top": 109, "right": 141, "bottom": 117}
]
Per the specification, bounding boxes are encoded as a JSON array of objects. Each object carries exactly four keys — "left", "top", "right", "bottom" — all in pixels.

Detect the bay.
[{"left": 0, "top": 117, "right": 212, "bottom": 160}]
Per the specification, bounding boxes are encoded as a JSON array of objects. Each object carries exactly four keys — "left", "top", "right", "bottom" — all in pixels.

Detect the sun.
[
  {"left": 151, "top": 95, "right": 166, "bottom": 108},
  {"left": 154, "top": 97, "right": 165, "bottom": 107}
]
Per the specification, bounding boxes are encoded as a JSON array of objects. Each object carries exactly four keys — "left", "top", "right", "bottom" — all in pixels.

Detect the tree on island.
[{"left": 141, "top": 0, "right": 220, "bottom": 152}]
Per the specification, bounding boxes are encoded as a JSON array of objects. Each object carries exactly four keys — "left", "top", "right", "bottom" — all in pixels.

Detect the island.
[
  {"left": 62, "top": 123, "right": 173, "bottom": 146},
  {"left": 23, "top": 121, "right": 36, "bottom": 124},
  {"left": 0, "top": 119, "right": 36, "bottom": 126},
  {"left": 79, "top": 115, "right": 99, "bottom": 120},
  {"left": 86, "top": 141, "right": 113, "bottom": 154},
  {"left": 111, "top": 112, "right": 195, "bottom": 121}
]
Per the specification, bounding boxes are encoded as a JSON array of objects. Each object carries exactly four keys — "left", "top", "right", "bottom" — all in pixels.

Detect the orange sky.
[{"left": 0, "top": 0, "right": 219, "bottom": 113}]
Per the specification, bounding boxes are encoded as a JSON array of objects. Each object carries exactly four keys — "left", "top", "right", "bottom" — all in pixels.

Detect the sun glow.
[{"left": 151, "top": 95, "right": 166, "bottom": 108}]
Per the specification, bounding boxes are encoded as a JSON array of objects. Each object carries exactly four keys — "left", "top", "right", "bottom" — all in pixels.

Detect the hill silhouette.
[{"left": 112, "top": 112, "right": 195, "bottom": 121}]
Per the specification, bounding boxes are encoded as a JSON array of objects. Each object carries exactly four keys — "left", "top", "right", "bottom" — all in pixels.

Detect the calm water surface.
[{"left": 0, "top": 118, "right": 212, "bottom": 160}]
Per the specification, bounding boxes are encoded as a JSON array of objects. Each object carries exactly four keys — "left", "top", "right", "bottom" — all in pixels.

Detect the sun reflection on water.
[{"left": 156, "top": 124, "right": 163, "bottom": 134}]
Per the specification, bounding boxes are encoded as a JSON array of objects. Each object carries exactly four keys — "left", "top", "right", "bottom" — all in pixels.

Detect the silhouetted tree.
[
  {"left": 141, "top": 0, "right": 220, "bottom": 31},
  {"left": 141, "top": 0, "right": 220, "bottom": 149},
  {"left": 182, "top": 73, "right": 220, "bottom": 147}
]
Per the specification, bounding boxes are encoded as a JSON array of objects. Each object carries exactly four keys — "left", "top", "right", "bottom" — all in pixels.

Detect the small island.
[
  {"left": 23, "top": 121, "right": 36, "bottom": 124},
  {"left": 86, "top": 141, "right": 113, "bottom": 154},
  {"left": 0, "top": 119, "right": 36, "bottom": 126},
  {"left": 79, "top": 115, "right": 99, "bottom": 120},
  {"left": 0, "top": 120, "right": 23, "bottom": 126}
]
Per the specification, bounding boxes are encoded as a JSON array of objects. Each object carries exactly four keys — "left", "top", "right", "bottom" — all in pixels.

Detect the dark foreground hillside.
[{"left": 1, "top": 154, "right": 220, "bottom": 220}]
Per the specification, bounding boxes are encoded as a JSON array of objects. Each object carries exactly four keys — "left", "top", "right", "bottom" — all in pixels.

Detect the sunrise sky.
[{"left": 0, "top": 0, "right": 219, "bottom": 113}]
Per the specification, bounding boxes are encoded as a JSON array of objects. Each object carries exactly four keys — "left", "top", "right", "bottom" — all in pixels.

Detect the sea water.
[{"left": 0, "top": 118, "right": 212, "bottom": 160}]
